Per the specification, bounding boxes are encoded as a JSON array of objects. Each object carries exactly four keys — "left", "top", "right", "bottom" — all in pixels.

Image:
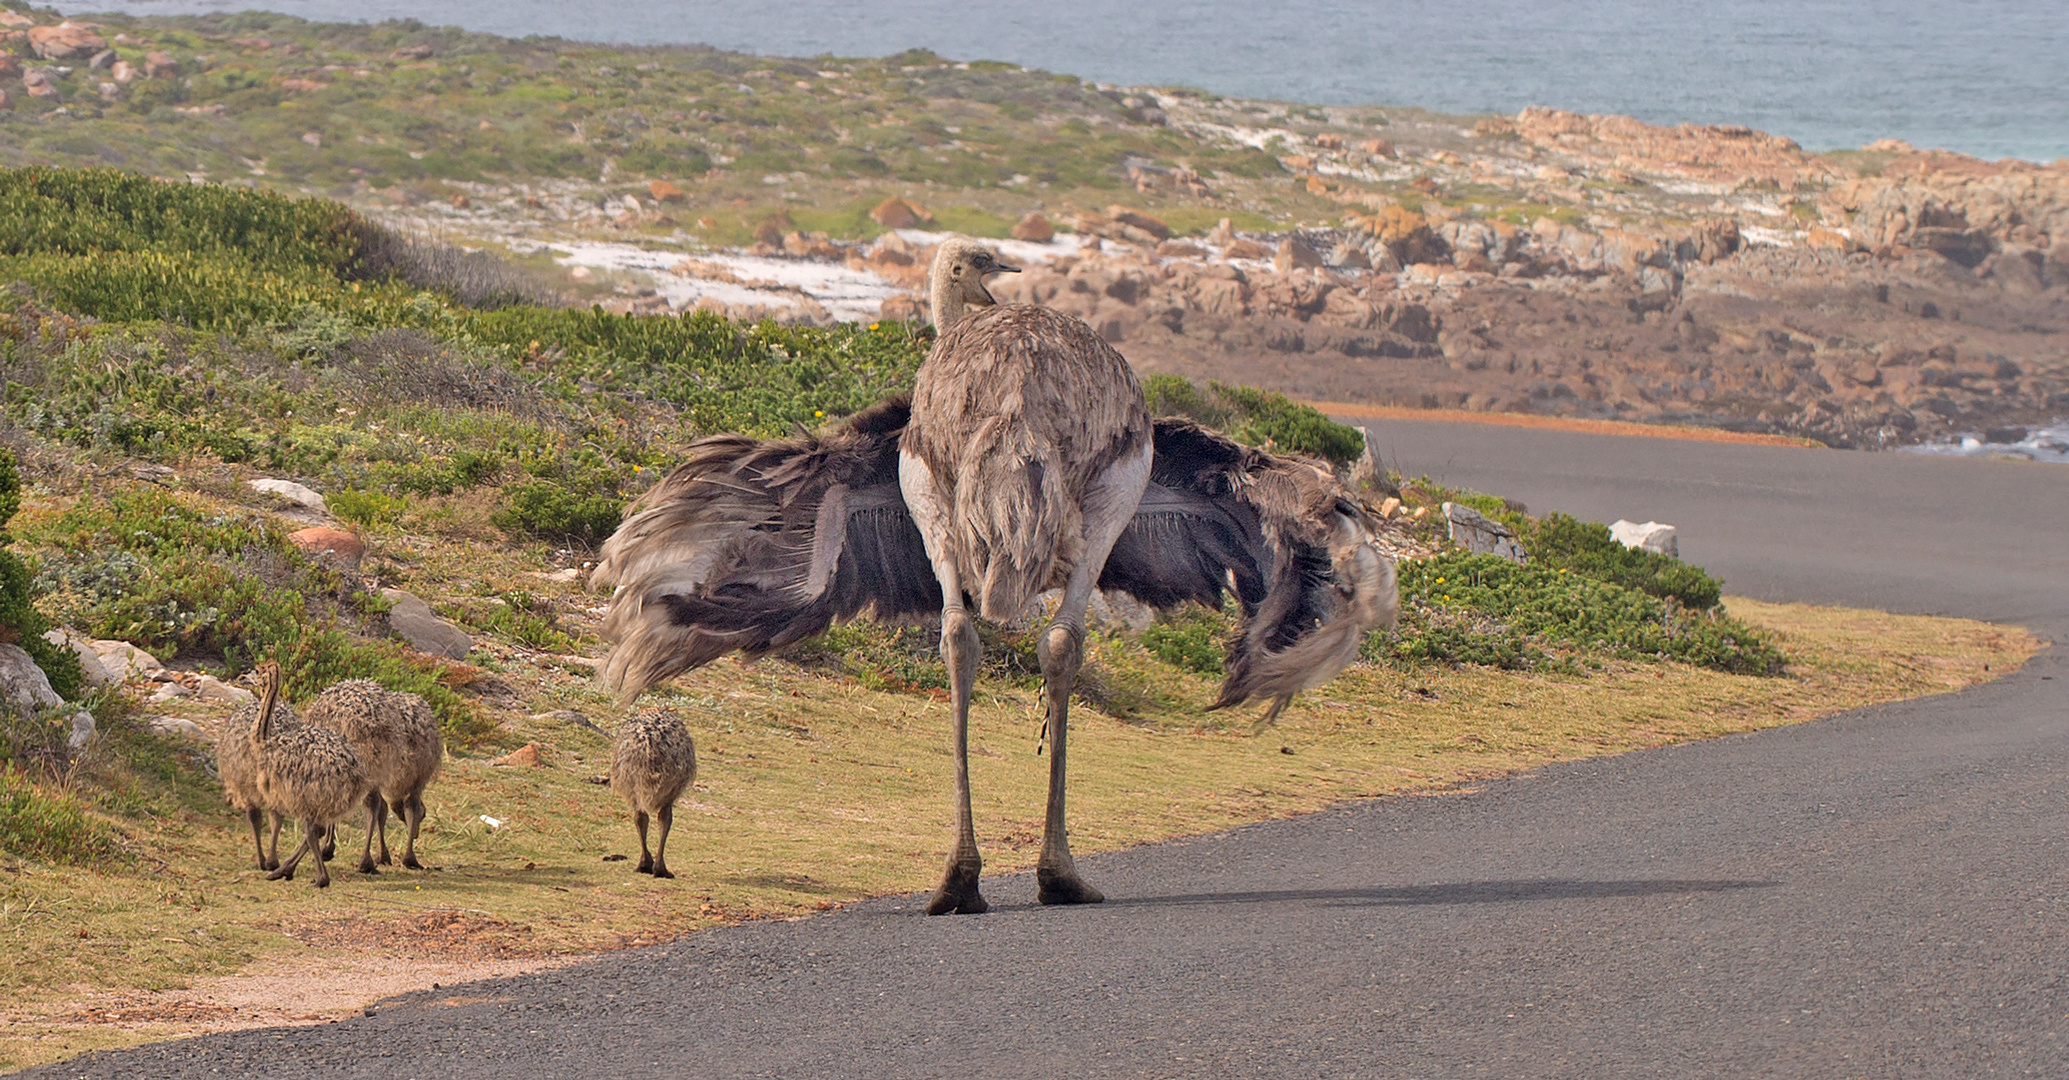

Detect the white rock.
[
  {"left": 193, "top": 674, "right": 254, "bottom": 704},
  {"left": 1442, "top": 502, "right": 1527, "bottom": 564},
  {"left": 149, "top": 716, "right": 208, "bottom": 739},
  {"left": 1609, "top": 519, "right": 1679, "bottom": 558},
  {"left": 43, "top": 628, "right": 112, "bottom": 687},
  {"left": 90, "top": 639, "right": 163, "bottom": 681},
  {"left": 0, "top": 644, "right": 66, "bottom": 713},
  {"left": 246, "top": 478, "right": 328, "bottom": 512},
  {"left": 0, "top": 645, "right": 95, "bottom": 751},
  {"left": 530, "top": 568, "right": 584, "bottom": 584},
  {"left": 149, "top": 682, "right": 193, "bottom": 703}
]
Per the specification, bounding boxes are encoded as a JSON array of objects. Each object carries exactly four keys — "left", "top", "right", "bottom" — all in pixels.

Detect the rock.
[
  {"left": 869, "top": 197, "right": 926, "bottom": 229},
  {"left": 0, "top": 645, "right": 65, "bottom": 713},
  {"left": 1010, "top": 212, "right": 1054, "bottom": 242},
  {"left": 647, "top": 179, "right": 685, "bottom": 202},
  {"left": 380, "top": 588, "right": 474, "bottom": 660},
  {"left": 1328, "top": 243, "right": 1373, "bottom": 270},
  {"left": 148, "top": 682, "right": 192, "bottom": 704},
  {"left": 0, "top": 55, "right": 17, "bottom": 79},
  {"left": 1443, "top": 502, "right": 1527, "bottom": 563},
  {"left": 1157, "top": 240, "right": 1206, "bottom": 259},
  {"left": 143, "top": 51, "right": 177, "bottom": 79},
  {"left": 90, "top": 640, "right": 163, "bottom": 682},
  {"left": 193, "top": 674, "right": 253, "bottom": 704},
  {"left": 1223, "top": 239, "right": 1272, "bottom": 260},
  {"left": 878, "top": 295, "right": 925, "bottom": 323},
  {"left": 530, "top": 568, "right": 584, "bottom": 584},
  {"left": 1347, "top": 427, "right": 1396, "bottom": 496},
  {"left": 0, "top": 10, "right": 29, "bottom": 27},
  {"left": 42, "top": 629, "right": 111, "bottom": 688},
  {"left": 1378, "top": 496, "right": 1403, "bottom": 519},
  {"left": 110, "top": 59, "right": 134, "bottom": 83},
  {"left": 1105, "top": 206, "right": 1170, "bottom": 241},
  {"left": 288, "top": 526, "right": 363, "bottom": 568},
  {"left": 87, "top": 48, "right": 115, "bottom": 70},
  {"left": 532, "top": 709, "right": 604, "bottom": 735},
  {"left": 0, "top": 644, "right": 93, "bottom": 751},
  {"left": 1361, "top": 138, "right": 1396, "bottom": 158},
  {"left": 247, "top": 478, "right": 327, "bottom": 513},
  {"left": 1275, "top": 238, "right": 1325, "bottom": 273},
  {"left": 22, "top": 69, "right": 58, "bottom": 100},
  {"left": 28, "top": 22, "right": 107, "bottom": 60},
  {"left": 1609, "top": 519, "right": 1679, "bottom": 558},
  {"left": 149, "top": 716, "right": 208, "bottom": 740},
  {"left": 493, "top": 743, "right": 544, "bottom": 768}
]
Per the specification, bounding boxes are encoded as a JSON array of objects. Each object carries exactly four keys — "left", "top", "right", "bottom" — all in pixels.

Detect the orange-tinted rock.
[
  {"left": 648, "top": 179, "right": 686, "bottom": 202},
  {"left": 493, "top": 743, "right": 544, "bottom": 768},
  {"left": 1223, "top": 239, "right": 1272, "bottom": 260},
  {"left": 288, "top": 526, "right": 364, "bottom": 567},
  {"left": 870, "top": 197, "right": 921, "bottom": 229},
  {"left": 28, "top": 22, "right": 106, "bottom": 60},
  {"left": 878, "top": 295, "right": 926, "bottom": 323},
  {"left": 1010, "top": 212, "right": 1054, "bottom": 242},
  {"left": 143, "top": 50, "right": 178, "bottom": 79}
]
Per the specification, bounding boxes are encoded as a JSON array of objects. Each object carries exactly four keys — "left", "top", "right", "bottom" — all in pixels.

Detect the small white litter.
[{"left": 479, "top": 815, "right": 504, "bottom": 830}]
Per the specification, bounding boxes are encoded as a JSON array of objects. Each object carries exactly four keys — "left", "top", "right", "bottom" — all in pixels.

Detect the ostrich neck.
[{"left": 930, "top": 271, "right": 966, "bottom": 329}]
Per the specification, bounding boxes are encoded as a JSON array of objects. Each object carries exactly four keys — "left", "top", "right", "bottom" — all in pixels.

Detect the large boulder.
[
  {"left": 0, "top": 644, "right": 94, "bottom": 750},
  {"left": 42, "top": 629, "right": 111, "bottom": 687},
  {"left": 247, "top": 478, "right": 327, "bottom": 513},
  {"left": 381, "top": 588, "right": 473, "bottom": 660},
  {"left": 1443, "top": 502, "right": 1527, "bottom": 563},
  {"left": 91, "top": 639, "right": 163, "bottom": 682},
  {"left": 27, "top": 22, "right": 106, "bottom": 61},
  {"left": 1609, "top": 519, "right": 1679, "bottom": 558}
]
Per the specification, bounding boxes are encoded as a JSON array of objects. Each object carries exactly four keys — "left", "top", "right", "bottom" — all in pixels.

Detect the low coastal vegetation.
[{"left": 0, "top": 165, "right": 2040, "bottom": 1065}]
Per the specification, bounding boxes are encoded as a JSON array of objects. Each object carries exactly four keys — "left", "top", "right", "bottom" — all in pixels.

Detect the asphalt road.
[{"left": 34, "top": 421, "right": 2069, "bottom": 1080}]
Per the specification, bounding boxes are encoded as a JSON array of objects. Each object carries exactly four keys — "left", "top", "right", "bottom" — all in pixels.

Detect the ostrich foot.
[
  {"left": 926, "top": 861, "right": 988, "bottom": 915},
  {"left": 652, "top": 865, "right": 675, "bottom": 880},
  {"left": 402, "top": 854, "right": 424, "bottom": 871},
  {"left": 265, "top": 865, "right": 295, "bottom": 882},
  {"left": 1036, "top": 867, "right": 1104, "bottom": 906},
  {"left": 358, "top": 856, "right": 379, "bottom": 875}
]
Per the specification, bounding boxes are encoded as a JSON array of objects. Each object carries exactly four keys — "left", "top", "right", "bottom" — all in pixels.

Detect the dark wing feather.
[
  {"left": 592, "top": 398, "right": 941, "bottom": 700},
  {"left": 1100, "top": 418, "right": 1399, "bottom": 716}
]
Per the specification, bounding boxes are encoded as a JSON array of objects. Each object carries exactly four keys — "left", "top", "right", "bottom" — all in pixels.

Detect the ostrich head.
[{"left": 928, "top": 237, "right": 1020, "bottom": 328}]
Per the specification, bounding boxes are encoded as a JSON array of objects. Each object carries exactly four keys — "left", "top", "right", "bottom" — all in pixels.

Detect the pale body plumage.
[
  {"left": 610, "top": 708, "right": 698, "bottom": 879},
  {"left": 248, "top": 663, "right": 371, "bottom": 889},
  {"left": 303, "top": 679, "right": 443, "bottom": 873},
  {"left": 216, "top": 694, "right": 299, "bottom": 871}
]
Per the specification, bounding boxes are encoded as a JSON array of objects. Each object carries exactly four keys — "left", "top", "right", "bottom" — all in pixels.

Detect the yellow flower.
[
  {"left": 868, "top": 322, "right": 880, "bottom": 331},
  {"left": 814, "top": 410, "right": 824, "bottom": 417},
  {"left": 1435, "top": 577, "right": 1444, "bottom": 584}
]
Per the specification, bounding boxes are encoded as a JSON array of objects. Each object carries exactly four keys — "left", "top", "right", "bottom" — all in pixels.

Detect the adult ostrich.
[{"left": 592, "top": 238, "right": 1396, "bottom": 916}]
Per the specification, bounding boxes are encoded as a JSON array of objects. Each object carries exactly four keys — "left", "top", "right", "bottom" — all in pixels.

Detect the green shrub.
[
  {"left": 1522, "top": 513, "right": 1723, "bottom": 610},
  {"left": 1371, "top": 552, "right": 1782, "bottom": 675},
  {"left": 491, "top": 480, "right": 624, "bottom": 545},
  {"left": 1141, "top": 605, "right": 1227, "bottom": 674},
  {"left": 0, "top": 447, "right": 80, "bottom": 701},
  {"left": 1142, "top": 376, "right": 1364, "bottom": 466},
  {"left": 328, "top": 488, "right": 408, "bottom": 528},
  {"left": 0, "top": 769, "right": 118, "bottom": 865}
]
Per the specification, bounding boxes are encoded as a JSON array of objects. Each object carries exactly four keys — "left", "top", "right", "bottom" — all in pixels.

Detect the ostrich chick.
[{"left": 610, "top": 708, "right": 698, "bottom": 879}]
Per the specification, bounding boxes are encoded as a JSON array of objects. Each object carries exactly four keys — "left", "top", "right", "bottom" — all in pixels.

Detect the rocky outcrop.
[
  {"left": 26, "top": 22, "right": 106, "bottom": 61},
  {"left": 1512, "top": 106, "right": 1840, "bottom": 189}
]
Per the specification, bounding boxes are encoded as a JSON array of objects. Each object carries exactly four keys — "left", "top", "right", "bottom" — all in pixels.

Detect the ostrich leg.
[
  {"left": 902, "top": 451, "right": 988, "bottom": 915},
  {"left": 1037, "top": 441, "right": 1151, "bottom": 906}
]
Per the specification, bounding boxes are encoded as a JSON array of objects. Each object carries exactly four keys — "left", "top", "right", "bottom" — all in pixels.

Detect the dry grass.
[{"left": 0, "top": 594, "right": 2039, "bottom": 1070}]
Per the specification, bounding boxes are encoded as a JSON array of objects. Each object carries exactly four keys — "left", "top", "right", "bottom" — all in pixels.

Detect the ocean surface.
[{"left": 53, "top": 0, "right": 2069, "bottom": 163}]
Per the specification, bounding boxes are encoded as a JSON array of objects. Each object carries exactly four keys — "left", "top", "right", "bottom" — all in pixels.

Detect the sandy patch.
[{"left": 15, "top": 951, "right": 580, "bottom": 1045}]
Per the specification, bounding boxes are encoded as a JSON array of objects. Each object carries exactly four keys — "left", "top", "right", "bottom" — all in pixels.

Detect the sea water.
[{"left": 53, "top": 0, "right": 2069, "bottom": 162}]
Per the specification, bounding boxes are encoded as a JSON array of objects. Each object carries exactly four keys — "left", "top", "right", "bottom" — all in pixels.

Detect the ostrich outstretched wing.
[
  {"left": 594, "top": 405, "right": 1395, "bottom": 714},
  {"left": 1100, "top": 419, "right": 1399, "bottom": 720},
  {"left": 591, "top": 398, "right": 942, "bottom": 700}
]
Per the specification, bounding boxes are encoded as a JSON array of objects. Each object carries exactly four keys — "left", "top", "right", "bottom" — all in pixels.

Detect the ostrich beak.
[{"left": 990, "top": 261, "right": 1021, "bottom": 275}]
